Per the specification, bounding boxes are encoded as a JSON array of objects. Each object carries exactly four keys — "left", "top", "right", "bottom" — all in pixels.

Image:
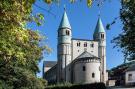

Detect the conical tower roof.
[
  {"left": 94, "top": 17, "right": 105, "bottom": 36},
  {"left": 59, "top": 10, "right": 71, "bottom": 29}
]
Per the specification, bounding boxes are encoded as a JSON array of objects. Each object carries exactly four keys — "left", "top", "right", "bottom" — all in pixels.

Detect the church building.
[{"left": 43, "top": 10, "right": 107, "bottom": 84}]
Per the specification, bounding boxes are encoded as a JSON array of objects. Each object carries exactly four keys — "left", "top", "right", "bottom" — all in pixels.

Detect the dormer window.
[
  {"left": 84, "top": 42, "right": 87, "bottom": 47},
  {"left": 66, "top": 30, "right": 70, "bottom": 35}
]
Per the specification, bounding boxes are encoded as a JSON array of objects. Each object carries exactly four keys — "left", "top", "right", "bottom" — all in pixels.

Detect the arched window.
[
  {"left": 128, "top": 74, "right": 133, "bottom": 81},
  {"left": 92, "top": 73, "right": 95, "bottom": 78},
  {"left": 101, "top": 34, "right": 104, "bottom": 39},
  {"left": 79, "top": 42, "right": 80, "bottom": 46},
  {"left": 82, "top": 66, "right": 86, "bottom": 71},
  {"left": 66, "top": 30, "right": 70, "bottom": 35},
  {"left": 84, "top": 42, "right": 87, "bottom": 47},
  {"left": 77, "top": 42, "right": 80, "bottom": 47}
]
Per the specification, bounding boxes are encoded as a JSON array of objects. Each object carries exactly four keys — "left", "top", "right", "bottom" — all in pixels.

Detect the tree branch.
[{"left": 33, "top": 4, "right": 56, "bottom": 18}]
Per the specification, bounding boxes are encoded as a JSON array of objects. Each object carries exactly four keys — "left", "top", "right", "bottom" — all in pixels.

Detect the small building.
[
  {"left": 125, "top": 64, "right": 135, "bottom": 86},
  {"left": 43, "top": 61, "right": 57, "bottom": 73},
  {"left": 43, "top": 61, "right": 57, "bottom": 78},
  {"left": 44, "top": 64, "right": 57, "bottom": 84}
]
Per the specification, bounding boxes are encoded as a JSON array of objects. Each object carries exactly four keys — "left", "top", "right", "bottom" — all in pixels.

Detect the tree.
[
  {"left": 112, "top": 0, "right": 135, "bottom": 63},
  {"left": 0, "top": 0, "right": 50, "bottom": 88}
]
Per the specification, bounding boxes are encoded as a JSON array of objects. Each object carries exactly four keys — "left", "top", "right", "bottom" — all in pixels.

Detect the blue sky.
[{"left": 28, "top": 0, "right": 124, "bottom": 77}]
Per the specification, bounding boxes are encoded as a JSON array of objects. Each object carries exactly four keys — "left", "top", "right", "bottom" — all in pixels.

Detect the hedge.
[{"left": 45, "top": 83, "right": 106, "bottom": 89}]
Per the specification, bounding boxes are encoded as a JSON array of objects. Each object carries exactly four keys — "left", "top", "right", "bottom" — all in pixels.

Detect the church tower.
[
  {"left": 93, "top": 17, "right": 106, "bottom": 84},
  {"left": 57, "top": 10, "right": 72, "bottom": 83}
]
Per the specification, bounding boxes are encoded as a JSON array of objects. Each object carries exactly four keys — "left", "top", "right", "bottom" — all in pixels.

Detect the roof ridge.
[{"left": 76, "top": 51, "right": 97, "bottom": 59}]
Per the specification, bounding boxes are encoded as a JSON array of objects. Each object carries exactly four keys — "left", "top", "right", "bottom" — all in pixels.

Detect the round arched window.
[
  {"left": 92, "top": 73, "right": 95, "bottom": 78},
  {"left": 66, "top": 30, "right": 70, "bottom": 35},
  {"left": 101, "top": 34, "right": 104, "bottom": 39}
]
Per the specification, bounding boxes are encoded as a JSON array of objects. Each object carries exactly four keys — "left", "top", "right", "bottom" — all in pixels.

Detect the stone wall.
[
  {"left": 73, "top": 59, "right": 100, "bottom": 84},
  {"left": 71, "top": 39, "right": 98, "bottom": 60}
]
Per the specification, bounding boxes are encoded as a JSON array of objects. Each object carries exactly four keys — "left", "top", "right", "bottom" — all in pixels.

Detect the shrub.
[{"left": 45, "top": 82, "right": 106, "bottom": 89}]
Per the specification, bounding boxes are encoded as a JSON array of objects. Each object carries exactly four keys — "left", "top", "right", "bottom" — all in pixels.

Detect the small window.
[
  {"left": 101, "top": 34, "right": 104, "bottom": 39},
  {"left": 128, "top": 74, "right": 132, "bottom": 81},
  {"left": 92, "top": 73, "right": 95, "bottom": 78},
  {"left": 83, "top": 66, "right": 86, "bottom": 71},
  {"left": 91, "top": 44, "right": 94, "bottom": 47},
  {"left": 84, "top": 42, "right": 87, "bottom": 47},
  {"left": 79, "top": 43, "right": 80, "bottom": 46},
  {"left": 66, "top": 30, "right": 70, "bottom": 35},
  {"left": 77, "top": 42, "right": 80, "bottom": 47},
  {"left": 78, "top": 50, "right": 79, "bottom": 52}
]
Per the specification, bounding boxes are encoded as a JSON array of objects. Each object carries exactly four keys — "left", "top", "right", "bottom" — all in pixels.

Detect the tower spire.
[
  {"left": 93, "top": 17, "right": 105, "bottom": 38},
  {"left": 59, "top": 6, "right": 71, "bottom": 29}
]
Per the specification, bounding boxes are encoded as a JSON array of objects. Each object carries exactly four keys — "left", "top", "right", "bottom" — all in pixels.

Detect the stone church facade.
[{"left": 43, "top": 10, "right": 107, "bottom": 84}]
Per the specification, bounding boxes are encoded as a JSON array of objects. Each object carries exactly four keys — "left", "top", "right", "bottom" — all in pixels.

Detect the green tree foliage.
[
  {"left": 44, "top": 0, "right": 93, "bottom": 7},
  {"left": 112, "top": 0, "right": 135, "bottom": 62},
  {"left": 0, "top": 0, "right": 49, "bottom": 88}
]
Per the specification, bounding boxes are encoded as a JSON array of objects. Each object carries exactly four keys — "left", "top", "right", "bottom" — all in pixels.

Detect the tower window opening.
[
  {"left": 101, "top": 34, "right": 104, "bottom": 39},
  {"left": 84, "top": 42, "right": 87, "bottom": 47},
  {"left": 66, "top": 30, "right": 70, "bottom": 35},
  {"left": 92, "top": 73, "right": 95, "bottom": 78},
  {"left": 82, "top": 66, "right": 86, "bottom": 71}
]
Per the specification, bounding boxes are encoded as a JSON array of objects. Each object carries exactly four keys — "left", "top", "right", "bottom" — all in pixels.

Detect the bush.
[{"left": 45, "top": 83, "right": 106, "bottom": 89}]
